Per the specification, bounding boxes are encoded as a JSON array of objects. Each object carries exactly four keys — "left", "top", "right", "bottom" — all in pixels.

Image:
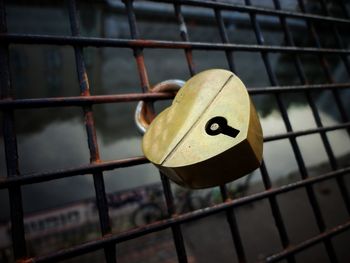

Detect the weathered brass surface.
[{"left": 142, "top": 69, "right": 263, "bottom": 189}]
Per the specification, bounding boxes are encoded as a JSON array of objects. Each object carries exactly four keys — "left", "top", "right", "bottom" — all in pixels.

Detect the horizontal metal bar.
[
  {"left": 0, "top": 0, "right": 28, "bottom": 259},
  {"left": 249, "top": 83, "right": 350, "bottom": 94},
  {"left": 264, "top": 220, "right": 350, "bottom": 262},
  {"left": 0, "top": 83, "right": 349, "bottom": 109},
  {"left": 1, "top": 34, "right": 350, "bottom": 55},
  {"left": 0, "top": 156, "right": 148, "bottom": 189},
  {"left": 108, "top": 0, "right": 307, "bottom": 30},
  {"left": 0, "top": 122, "right": 349, "bottom": 189},
  {"left": 20, "top": 166, "right": 350, "bottom": 263},
  {"left": 0, "top": 93, "right": 174, "bottom": 109},
  {"left": 145, "top": 0, "right": 350, "bottom": 25},
  {"left": 9, "top": 0, "right": 350, "bottom": 26},
  {"left": 67, "top": 0, "right": 116, "bottom": 261},
  {"left": 264, "top": 122, "right": 350, "bottom": 142}
]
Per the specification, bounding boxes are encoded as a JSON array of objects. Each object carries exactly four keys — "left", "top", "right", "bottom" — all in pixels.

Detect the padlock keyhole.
[{"left": 205, "top": 116, "right": 240, "bottom": 138}]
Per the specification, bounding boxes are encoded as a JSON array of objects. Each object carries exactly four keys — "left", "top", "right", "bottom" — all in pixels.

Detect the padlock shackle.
[{"left": 135, "top": 79, "right": 185, "bottom": 134}]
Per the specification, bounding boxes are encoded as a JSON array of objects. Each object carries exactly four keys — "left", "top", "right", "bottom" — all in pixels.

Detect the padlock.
[{"left": 141, "top": 69, "right": 263, "bottom": 189}]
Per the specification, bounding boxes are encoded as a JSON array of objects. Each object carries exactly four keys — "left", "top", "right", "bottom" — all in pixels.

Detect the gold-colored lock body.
[{"left": 142, "top": 69, "right": 263, "bottom": 189}]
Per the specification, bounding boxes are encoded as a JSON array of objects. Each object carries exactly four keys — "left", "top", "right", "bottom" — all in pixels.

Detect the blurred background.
[{"left": 0, "top": 0, "right": 350, "bottom": 262}]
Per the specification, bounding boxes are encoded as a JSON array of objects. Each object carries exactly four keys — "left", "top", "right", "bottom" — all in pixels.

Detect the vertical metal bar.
[
  {"left": 272, "top": 0, "right": 337, "bottom": 198},
  {"left": 245, "top": 0, "right": 300, "bottom": 262},
  {"left": 219, "top": 185, "right": 247, "bottom": 263},
  {"left": 123, "top": 1, "right": 188, "bottom": 262},
  {"left": 123, "top": 0, "right": 155, "bottom": 125},
  {"left": 214, "top": 4, "right": 293, "bottom": 262},
  {"left": 67, "top": 1, "right": 116, "bottom": 262},
  {"left": 123, "top": 2, "right": 149, "bottom": 94},
  {"left": 298, "top": 0, "right": 349, "bottom": 127},
  {"left": 244, "top": 0, "right": 340, "bottom": 261},
  {"left": 213, "top": 4, "right": 235, "bottom": 72},
  {"left": 297, "top": 0, "right": 350, "bottom": 215},
  {"left": 160, "top": 173, "right": 188, "bottom": 263},
  {"left": 319, "top": 0, "right": 350, "bottom": 85},
  {"left": 259, "top": 162, "right": 291, "bottom": 250},
  {"left": 0, "top": 1, "right": 27, "bottom": 261},
  {"left": 274, "top": 7, "right": 339, "bottom": 179},
  {"left": 174, "top": 4, "right": 247, "bottom": 262},
  {"left": 323, "top": 3, "right": 350, "bottom": 76},
  {"left": 272, "top": 0, "right": 345, "bottom": 262},
  {"left": 173, "top": 4, "right": 195, "bottom": 76},
  {"left": 210, "top": 7, "right": 248, "bottom": 262}
]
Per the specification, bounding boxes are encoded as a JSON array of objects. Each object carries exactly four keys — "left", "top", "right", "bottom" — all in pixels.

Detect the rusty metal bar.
[
  {"left": 213, "top": 1, "right": 235, "bottom": 72},
  {"left": 271, "top": 0, "right": 340, "bottom": 198},
  {"left": 160, "top": 173, "right": 188, "bottom": 263},
  {"left": 259, "top": 161, "right": 292, "bottom": 261},
  {"left": 0, "top": 1, "right": 349, "bottom": 262},
  {"left": 265, "top": 220, "right": 350, "bottom": 263},
  {"left": 173, "top": 3, "right": 195, "bottom": 76},
  {"left": 317, "top": 0, "right": 350, "bottom": 219},
  {"left": 272, "top": 0, "right": 344, "bottom": 261},
  {"left": 174, "top": 3, "right": 247, "bottom": 261},
  {"left": 213, "top": 7, "right": 250, "bottom": 261},
  {"left": 217, "top": 3, "right": 295, "bottom": 261},
  {"left": 145, "top": 0, "right": 350, "bottom": 25},
  {"left": 2, "top": 33, "right": 350, "bottom": 54},
  {"left": 245, "top": 5, "right": 296, "bottom": 262},
  {"left": 238, "top": 1, "right": 294, "bottom": 261},
  {"left": 18, "top": 167, "right": 350, "bottom": 263},
  {"left": 264, "top": 122, "right": 350, "bottom": 142},
  {"left": 0, "top": 83, "right": 349, "bottom": 109},
  {"left": 123, "top": 1, "right": 188, "bottom": 262},
  {"left": 318, "top": 0, "right": 350, "bottom": 136},
  {"left": 86, "top": 165, "right": 334, "bottom": 194},
  {"left": 319, "top": 0, "right": 350, "bottom": 75},
  {"left": 67, "top": 1, "right": 116, "bottom": 262},
  {"left": 0, "top": 0, "right": 27, "bottom": 260},
  {"left": 298, "top": 0, "right": 350, "bottom": 216},
  {"left": 0, "top": 156, "right": 148, "bottom": 189},
  {"left": 298, "top": 0, "right": 350, "bottom": 129},
  {"left": 5, "top": 0, "right": 349, "bottom": 25},
  {"left": 0, "top": 121, "right": 349, "bottom": 190},
  {"left": 123, "top": 0, "right": 149, "bottom": 94},
  {"left": 0, "top": 92, "right": 173, "bottom": 109},
  {"left": 219, "top": 185, "right": 247, "bottom": 263},
  {"left": 244, "top": 0, "right": 340, "bottom": 260}
]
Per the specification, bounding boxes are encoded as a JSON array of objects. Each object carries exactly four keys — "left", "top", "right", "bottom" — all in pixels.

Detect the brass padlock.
[{"left": 141, "top": 69, "right": 263, "bottom": 189}]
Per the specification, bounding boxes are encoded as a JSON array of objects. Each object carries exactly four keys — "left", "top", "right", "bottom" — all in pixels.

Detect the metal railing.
[{"left": 0, "top": 0, "right": 350, "bottom": 262}]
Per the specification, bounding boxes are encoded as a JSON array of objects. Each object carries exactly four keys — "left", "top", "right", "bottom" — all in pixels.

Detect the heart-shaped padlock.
[{"left": 141, "top": 69, "right": 263, "bottom": 189}]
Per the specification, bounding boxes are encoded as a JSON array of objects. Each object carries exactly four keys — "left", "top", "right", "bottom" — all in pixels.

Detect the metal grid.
[{"left": 0, "top": 0, "right": 350, "bottom": 262}]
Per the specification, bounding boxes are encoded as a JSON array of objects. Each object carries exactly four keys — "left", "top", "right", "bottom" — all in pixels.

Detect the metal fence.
[{"left": 0, "top": 0, "right": 350, "bottom": 262}]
